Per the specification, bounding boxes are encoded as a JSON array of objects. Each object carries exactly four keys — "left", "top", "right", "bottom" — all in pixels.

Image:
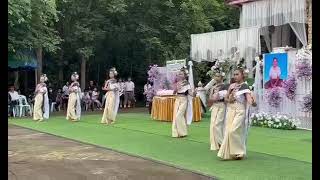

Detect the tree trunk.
[
  {"left": 14, "top": 71, "right": 19, "bottom": 89},
  {"left": 80, "top": 55, "right": 86, "bottom": 90},
  {"left": 58, "top": 50, "right": 64, "bottom": 83},
  {"left": 58, "top": 68, "right": 64, "bottom": 83},
  {"left": 36, "top": 48, "right": 43, "bottom": 81},
  {"left": 24, "top": 70, "right": 28, "bottom": 94}
]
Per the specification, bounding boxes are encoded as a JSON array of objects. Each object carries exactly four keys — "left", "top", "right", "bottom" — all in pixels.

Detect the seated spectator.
[
  {"left": 48, "top": 87, "right": 55, "bottom": 106},
  {"left": 55, "top": 89, "right": 63, "bottom": 111},
  {"left": 8, "top": 86, "right": 19, "bottom": 117},
  {"left": 82, "top": 90, "right": 92, "bottom": 111},
  {"left": 91, "top": 87, "right": 102, "bottom": 110},
  {"left": 62, "top": 82, "right": 69, "bottom": 110}
]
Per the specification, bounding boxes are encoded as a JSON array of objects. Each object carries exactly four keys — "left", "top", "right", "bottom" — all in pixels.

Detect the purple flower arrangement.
[
  {"left": 301, "top": 93, "right": 312, "bottom": 112},
  {"left": 296, "top": 61, "right": 312, "bottom": 80},
  {"left": 146, "top": 64, "right": 160, "bottom": 102},
  {"left": 283, "top": 75, "right": 297, "bottom": 101},
  {"left": 146, "top": 88, "right": 155, "bottom": 102},
  {"left": 147, "top": 64, "right": 160, "bottom": 82},
  {"left": 266, "top": 87, "right": 282, "bottom": 108}
]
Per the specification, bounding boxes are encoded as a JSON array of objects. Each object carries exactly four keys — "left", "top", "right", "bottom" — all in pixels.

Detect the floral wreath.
[
  {"left": 71, "top": 72, "right": 79, "bottom": 80},
  {"left": 236, "top": 58, "right": 249, "bottom": 74},
  {"left": 206, "top": 58, "right": 232, "bottom": 77},
  {"left": 40, "top": 74, "right": 48, "bottom": 82},
  {"left": 180, "top": 66, "right": 189, "bottom": 76},
  {"left": 110, "top": 67, "right": 118, "bottom": 76}
]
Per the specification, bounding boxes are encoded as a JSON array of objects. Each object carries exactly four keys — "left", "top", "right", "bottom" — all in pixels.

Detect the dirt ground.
[{"left": 8, "top": 125, "right": 215, "bottom": 180}]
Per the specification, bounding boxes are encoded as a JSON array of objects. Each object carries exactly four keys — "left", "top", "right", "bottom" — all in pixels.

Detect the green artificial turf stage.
[{"left": 9, "top": 112, "right": 311, "bottom": 180}]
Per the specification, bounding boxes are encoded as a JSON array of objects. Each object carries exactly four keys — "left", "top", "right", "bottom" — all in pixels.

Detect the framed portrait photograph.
[{"left": 263, "top": 53, "right": 288, "bottom": 89}]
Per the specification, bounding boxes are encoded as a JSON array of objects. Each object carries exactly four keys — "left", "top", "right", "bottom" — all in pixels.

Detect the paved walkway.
[{"left": 8, "top": 125, "right": 214, "bottom": 180}]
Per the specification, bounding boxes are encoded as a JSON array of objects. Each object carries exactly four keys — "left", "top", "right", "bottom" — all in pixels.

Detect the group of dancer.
[
  {"left": 32, "top": 63, "right": 256, "bottom": 160},
  {"left": 171, "top": 63, "right": 256, "bottom": 160},
  {"left": 33, "top": 68, "right": 121, "bottom": 125}
]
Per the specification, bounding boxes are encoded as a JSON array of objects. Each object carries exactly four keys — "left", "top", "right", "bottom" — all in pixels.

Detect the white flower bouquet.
[{"left": 250, "top": 112, "right": 300, "bottom": 130}]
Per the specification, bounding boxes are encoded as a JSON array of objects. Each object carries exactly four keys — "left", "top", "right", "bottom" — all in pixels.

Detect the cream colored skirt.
[
  {"left": 172, "top": 96, "right": 188, "bottom": 137},
  {"left": 210, "top": 102, "right": 226, "bottom": 150},
  {"left": 66, "top": 92, "right": 78, "bottom": 120},
  {"left": 33, "top": 93, "right": 44, "bottom": 120},
  {"left": 217, "top": 102, "right": 246, "bottom": 159},
  {"left": 101, "top": 91, "right": 116, "bottom": 124}
]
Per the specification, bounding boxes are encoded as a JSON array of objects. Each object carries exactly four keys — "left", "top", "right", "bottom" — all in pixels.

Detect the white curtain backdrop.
[
  {"left": 289, "top": 22, "right": 308, "bottom": 47},
  {"left": 240, "top": 0, "right": 306, "bottom": 28},
  {"left": 260, "top": 27, "right": 271, "bottom": 52},
  {"left": 190, "top": 29, "right": 239, "bottom": 62},
  {"left": 191, "top": 27, "right": 260, "bottom": 77},
  {"left": 239, "top": 27, "right": 261, "bottom": 77}
]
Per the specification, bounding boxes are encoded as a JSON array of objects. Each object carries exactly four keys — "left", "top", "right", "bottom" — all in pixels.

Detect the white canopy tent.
[{"left": 240, "top": 0, "right": 308, "bottom": 50}]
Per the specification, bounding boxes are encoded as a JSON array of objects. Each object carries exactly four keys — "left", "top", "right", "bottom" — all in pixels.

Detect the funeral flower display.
[
  {"left": 265, "top": 87, "right": 282, "bottom": 108},
  {"left": 296, "top": 62, "right": 312, "bottom": 80},
  {"left": 250, "top": 112, "right": 300, "bottom": 130},
  {"left": 296, "top": 48, "right": 312, "bottom": 80},
  {"left": 147, "top": 64, "right": 160, "bottom": 82},
  {"left": 146, "top": 64, "right": 160, "bottom": 102},
  {"left": 301, "top": 93, "right": 312, "bottom": 113},
  {"left": 282, "top": 75, "right": 297, "bottom": 101}
]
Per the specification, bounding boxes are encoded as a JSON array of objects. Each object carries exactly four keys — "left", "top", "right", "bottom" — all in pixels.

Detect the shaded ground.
[{"left": 8, "top": 125, "right": 214, "bottom": 180}]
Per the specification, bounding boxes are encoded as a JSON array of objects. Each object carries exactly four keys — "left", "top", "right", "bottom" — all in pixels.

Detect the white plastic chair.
[
  {"left": 17, "top": 95, "right": 32, "bottom": 117},
  {"left": 51, "top": 102, "right": 61, "bottom": 112}
]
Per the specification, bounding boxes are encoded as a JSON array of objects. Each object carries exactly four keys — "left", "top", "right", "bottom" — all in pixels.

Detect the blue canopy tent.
[
  {"left": 8, "top": 50, "right": 38, "bottom": 94},
  {"left": 8, "top": 50, "right": 37, "bottom": 70}
]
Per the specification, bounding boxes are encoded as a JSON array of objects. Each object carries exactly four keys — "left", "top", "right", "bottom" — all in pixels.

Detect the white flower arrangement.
[{"left": 250, "top": 112, "right": 301, "bottom": 130}]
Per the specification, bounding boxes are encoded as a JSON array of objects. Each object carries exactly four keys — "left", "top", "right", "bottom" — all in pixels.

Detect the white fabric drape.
[
  {"left": 191, "top": 27, "right": 260, "bottom": 63},
  {"left": 191, "top": 27, "right": 260, "bottom": 77},
  {"left": 289, "top": 22, "right": 308, "bottom": 47},
  {"left": 260, "top": 27, "right": 271, "bottom": 52},
  {"left": 239, "top": 27, "right": 261, "bottom": 77},
  {"left": 187, "top": 61, "right": 194, "bottom": 125},
  {"left": 240, "top": 0, "right": 306, "bottom": 28},
  {"left": 191, "top": 29, "right": 239, "bottom": 62}
]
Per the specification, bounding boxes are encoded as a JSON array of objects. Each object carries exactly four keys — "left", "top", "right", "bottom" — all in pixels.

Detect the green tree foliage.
[
  {"left": 9, "top": 0, "right": 239, "bottom": 101},
  {"left": 8, "top": 0, "right": 61, "bottom": 52}
]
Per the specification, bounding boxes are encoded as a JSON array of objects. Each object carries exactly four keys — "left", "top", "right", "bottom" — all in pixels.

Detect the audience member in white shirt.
[
  {"left": 8, "top": 86, "right": 20, "bottom": 117},
  {"left": 118, "top": 78, "right": 125, "bottom": 108},
  {"left": 124, "top": 77, "right": 135, "bottom": 108}
]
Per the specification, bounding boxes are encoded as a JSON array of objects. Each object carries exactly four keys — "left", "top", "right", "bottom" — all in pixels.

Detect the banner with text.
[{"left": 166, "top": 59, "right": 186, "bottom": 73}]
